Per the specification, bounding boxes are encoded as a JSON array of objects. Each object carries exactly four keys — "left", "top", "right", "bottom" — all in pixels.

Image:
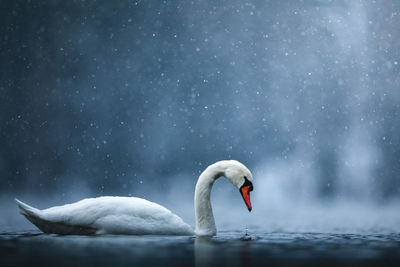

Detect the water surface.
[{"left": 1, "top": 230, "right": 400, "bottom": 266}]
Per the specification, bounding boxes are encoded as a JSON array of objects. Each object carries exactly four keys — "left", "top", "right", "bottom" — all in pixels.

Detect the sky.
[{"left": 1, "top": 0, "right": 400, "bottom": 232}]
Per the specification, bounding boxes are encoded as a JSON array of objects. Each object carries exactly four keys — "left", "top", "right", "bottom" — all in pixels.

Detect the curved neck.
[{"left": 194, "top": 161, "right": 227, "bottom": 236}]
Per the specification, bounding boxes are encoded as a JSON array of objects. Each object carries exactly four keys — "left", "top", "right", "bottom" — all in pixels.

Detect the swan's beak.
[{"left": 240, "top": 185, "right": 253, "bottom": 212}]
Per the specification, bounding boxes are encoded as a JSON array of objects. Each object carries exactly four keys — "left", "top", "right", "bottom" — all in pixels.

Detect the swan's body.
[
  {"left": 16, "top": 160, "right": 253, "bottom": 236},
  {"left": 16, "top": 197, "right": 193, "bottom": 235}
]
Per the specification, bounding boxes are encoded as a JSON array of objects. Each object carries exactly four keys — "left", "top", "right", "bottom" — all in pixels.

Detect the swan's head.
[{"left": 223, "top": 160, "right": 253, "bottom": 212}]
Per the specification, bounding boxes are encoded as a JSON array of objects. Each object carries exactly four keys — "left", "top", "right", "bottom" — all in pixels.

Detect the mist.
[{"left": 1, "top": 1, "right": 400, "bottom": 233}]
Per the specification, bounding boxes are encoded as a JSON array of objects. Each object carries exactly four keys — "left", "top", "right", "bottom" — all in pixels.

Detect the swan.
[{"left": 16, "top": 160, "right": 253, "bottom": 236}]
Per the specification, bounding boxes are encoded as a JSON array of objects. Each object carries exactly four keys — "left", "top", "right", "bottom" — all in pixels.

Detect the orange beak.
[{"left": 240, "top": 185, "right": 252, "bottom": 212}]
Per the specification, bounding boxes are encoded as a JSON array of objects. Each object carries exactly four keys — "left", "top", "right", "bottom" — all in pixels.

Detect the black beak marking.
[{"left": 240, "top": 177, "right": 253, "bottom": 192}]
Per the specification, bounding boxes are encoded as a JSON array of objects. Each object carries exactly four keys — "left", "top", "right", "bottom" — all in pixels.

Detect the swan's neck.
[{"left": 194, "top": 162, "right": 226, "bottom": 236}]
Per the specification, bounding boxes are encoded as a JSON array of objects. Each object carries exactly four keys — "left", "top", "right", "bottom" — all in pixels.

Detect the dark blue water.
[{"left": 1, "top": 230, "right": 400, "bottom": 266}]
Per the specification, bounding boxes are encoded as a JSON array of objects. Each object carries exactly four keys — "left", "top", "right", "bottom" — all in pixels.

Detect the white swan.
[{"left": 16, "top": 160, "right": 253, "bottom": 236}]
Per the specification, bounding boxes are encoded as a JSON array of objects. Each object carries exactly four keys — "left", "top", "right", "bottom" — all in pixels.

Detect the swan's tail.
[
  {"left": 15, "top": 198, "right": 42, "bottom": 218},
  {"left": 15, "top": 198, "right": 48, "bottom": 233},
  {"left": 15, "top": 199, "right": 59, "bottom": 234}
]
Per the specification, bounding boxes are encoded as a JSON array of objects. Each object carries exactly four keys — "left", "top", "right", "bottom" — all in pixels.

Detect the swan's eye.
[{"left": 244, "top": 176, "right": 247, "bottom": 179}]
